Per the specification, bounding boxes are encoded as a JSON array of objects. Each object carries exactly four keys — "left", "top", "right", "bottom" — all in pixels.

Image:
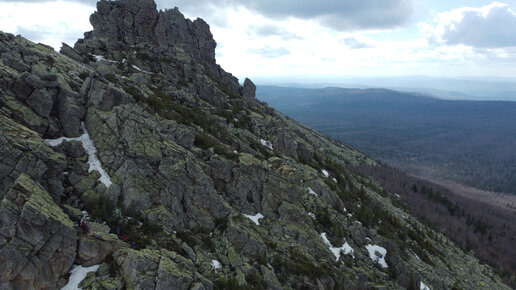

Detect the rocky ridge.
[{"left": 0, "top": 0, "right": 510, "bottom": 289}]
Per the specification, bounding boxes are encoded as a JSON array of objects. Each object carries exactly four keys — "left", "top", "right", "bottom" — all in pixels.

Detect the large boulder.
[
  {"left": 77, "top": 231, "right": 123, "bottom": 267},
  {"left": 241, "top": 78, "right": 256, "bottom": 99},
  {"left": 0, "top": 174, "right": 77, "bottom": 289},
  {"left": 113, "top": 248, "right": 211, "bottom": 290}
]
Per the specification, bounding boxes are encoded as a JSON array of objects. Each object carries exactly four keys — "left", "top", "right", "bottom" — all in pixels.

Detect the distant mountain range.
[
  {"left": 254, "top": 76, "right": 516, "bottom": 101},
  {"left": 257, "top": 85, "right": 516, "bottom": 194}
]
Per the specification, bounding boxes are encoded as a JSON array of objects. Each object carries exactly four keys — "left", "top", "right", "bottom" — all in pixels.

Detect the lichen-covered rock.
[
  {"left": 77, "top": 231, "right": 123, "bottom": 267},
  {"left": 113, "top": 248, "right": 210, "bottom": 290},
  {"left": 0, "top": 174, "right": 76, "bottom": 289},
  {"left": 0, "top": 114, "right": 66, "bottom": 198}
]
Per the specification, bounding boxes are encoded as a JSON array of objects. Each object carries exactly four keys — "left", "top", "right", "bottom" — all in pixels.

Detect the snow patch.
[
  {"left": 307, "top": 187, "right": 317, "bottom": 196},
  {"left": 267, "top": 263, "right": 274, "bottom": 271},
  {"left": 61, "top": 264, "right": 100, "bottom": 290},
  {"left": 320, "top": 233, "right": 354, "bottom": 261},
  {"left": 92, "top": 55, "right": 105, "bottom": 62},
  {"left": 420, "top": 281, "right": 430, "bottom": 290},
  {"left": 244, "top": 213, "right": 264, "bottom": 225},
  {"left": 411, "top": 249, "right": 420, "bottom": 260},
  {"left": 307, "top": 212, "right": 316, "bottom": 219},
  {"left": 365, "top": 244, "right": 388, "bottom": 268},
  {"left": 45, "top": 123, "right": 112, "bottom": 187},
  {"left": 332, "top": 177, "right": 337, "bottom": 183},
  {"left": 211, "top": 260, "right": 221, "bottom": 269},
  {"left": 322, "top": 169, "right": 329, "bottom": 177},
  {"left": 131, "top": 65, "right": 152, "bottom": 74},
  {"left": 260, "top": 139, "right": 273, "bottom": 150}
]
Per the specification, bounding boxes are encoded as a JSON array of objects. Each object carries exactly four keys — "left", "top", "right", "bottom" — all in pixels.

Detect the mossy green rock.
[{"left": 0, "top": 174, "right": 76, "bottom": 289}]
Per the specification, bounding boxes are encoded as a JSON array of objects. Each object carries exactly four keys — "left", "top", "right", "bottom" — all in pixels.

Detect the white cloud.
[
  {"left": 0, "top": 1, "right": 94, "bottom": 50},
  {"left": 248, "top": 24, "right": 303, "bottom": 40},
  {"left": 419, "top": 2, "right": 516, "bottom": 48}
]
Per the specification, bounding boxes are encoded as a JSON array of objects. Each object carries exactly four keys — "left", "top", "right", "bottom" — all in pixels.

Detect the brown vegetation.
[{"left": 352, "top": 164, "right": 516, "bottom": 287}]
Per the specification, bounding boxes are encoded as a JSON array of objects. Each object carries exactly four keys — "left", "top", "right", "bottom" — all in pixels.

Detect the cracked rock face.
[
  {"left": 0, "top": 0, "right": 512, "bottom": 289},
  {"left": 0, "top": 174, "right": 76, "bottom": 289}
]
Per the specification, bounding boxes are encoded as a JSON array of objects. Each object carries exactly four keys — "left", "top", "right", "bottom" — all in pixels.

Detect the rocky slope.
[{"left": 0, "top": 0, "right": 510, "bottom": 289}]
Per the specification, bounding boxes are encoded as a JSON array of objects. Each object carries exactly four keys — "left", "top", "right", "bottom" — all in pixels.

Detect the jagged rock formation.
[{"left": 0, "top": 0, "right": 511, "bottom": 289}]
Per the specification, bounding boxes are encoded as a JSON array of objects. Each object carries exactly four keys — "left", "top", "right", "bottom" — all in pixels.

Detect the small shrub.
[
  {"left": 105, "top": 73, "right": 117, "bottom": 83},
  {"left": 79, "top": 71, "right": 89, "bottom": 80},
  {"left": 214, "top": 276, "right": 241, "bottom": 290},
  {"left": 123, "top": 85, "right": 145, "bottom": 103}
]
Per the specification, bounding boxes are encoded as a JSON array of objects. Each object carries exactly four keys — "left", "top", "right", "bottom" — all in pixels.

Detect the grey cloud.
[
  {"left": 15, "top": 25, "right": 86, "bottom": 49},
  {"left": 157, "top": 0, "right": 413, "bottom": 31},
  {"left": 340, "top": 37, "right": 373, "bottom": 49},
  {"left": 437, "top": 4, "right": 516, "bottom": 48},
  {"left": 247, "top": 46, "right": 290, "bottom": 58},
  {"left": 1, "top": 0, "right": 97, "bottom": 4},
  {"left": 5, "top": 0, "right": 412, "bottom": 31},
  {"left": 248, "top": 24, "right": 303, "bottom": 40}
]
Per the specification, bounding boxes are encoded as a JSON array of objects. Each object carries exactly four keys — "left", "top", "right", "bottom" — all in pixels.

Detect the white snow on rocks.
[
  {"left": 244, "top": 213, "right": 264, "bottom": 225},
  {"left": 260, "top": 139, "right": 273, "bottom": 150},
  {"left": 211, "top": 260, "right": 222, "bottom": 269},
  {"left": 320, "top": 233, "right": 354, "bottom": 261},
  {"left": 307, "top": 187, "right": 317, "bottom": 196},
  {"left": 322, "top": 169, "right": 329, "bottom": 177},
  {"left": 61, "top": 264, "right": 100, "bottom": 290},
  {"left": 92, "top": 55, "right": 105, "bottom": 62},
  {"left": 365, "top": 244, "right": 388, "bottom": 268},
  {"left": 420, "top": 281, "right": 430, "bottom": 290},
  {"left": 307, "top": 212, "right": 316, "bottom": 219},
  {"left": 131, "top": 64, "right": 152, "bottom": 74},
  {"left": 45, "top": 123, "right": 112, "bottom": 187}
]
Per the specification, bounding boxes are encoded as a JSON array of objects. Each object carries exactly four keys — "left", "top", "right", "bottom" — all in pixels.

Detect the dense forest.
[
  {"left": 258, "top": 86, "right": 516, "bottom": 194},
  {"left": 351, "top": 164, "right": 516, "bottom": 287}
]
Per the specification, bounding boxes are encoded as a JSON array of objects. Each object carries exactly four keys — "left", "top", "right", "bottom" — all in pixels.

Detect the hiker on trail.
[
  {"left": 131, "top": 242, "right": 136, "bottom": 249},
  {"left": 81, "top": 220, "right": 88, "bottom": 234},
  {"left": 122, "top": 235, "right": 128, "bottom": 242},
  {"left": 115, "top": 226, "right": 120, "bottom": 236}
]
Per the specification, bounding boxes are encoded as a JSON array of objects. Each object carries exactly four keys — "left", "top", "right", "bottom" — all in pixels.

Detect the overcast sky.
[{"left": 1, "top": 0, "right": 516, "bottom": 81}]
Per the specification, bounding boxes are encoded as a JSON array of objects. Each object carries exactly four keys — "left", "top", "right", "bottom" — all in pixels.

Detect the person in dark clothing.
[
  {"left": 115, "top": 226, "right": 120, "bottom": 236},
  {"left": 122, "top": 235, "right": 128, "bottom": 242},
  {"left": 131, "top": 242, "right": 136, "bottom": 249},
  {"left": 81, "top": 220, "right": 87, "bottom": 234}
]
